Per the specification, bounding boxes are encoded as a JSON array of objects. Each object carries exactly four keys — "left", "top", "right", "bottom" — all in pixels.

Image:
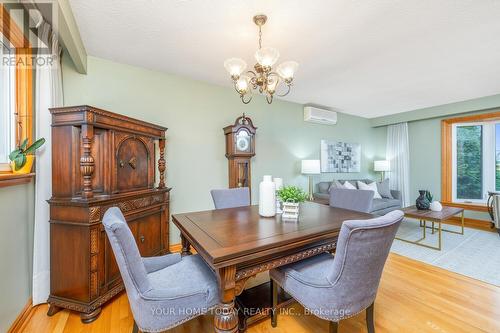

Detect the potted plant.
[
  {"left": 9, "top": 138, "right": 46, "bottom": 174},
  {"left": 277, "top": 186, "right": 307, "bottom": 220}
]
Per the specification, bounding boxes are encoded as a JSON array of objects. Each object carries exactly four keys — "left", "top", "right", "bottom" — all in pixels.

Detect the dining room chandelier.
[{"left": 224, "top": 14, "right": 298, "bottom": 104}]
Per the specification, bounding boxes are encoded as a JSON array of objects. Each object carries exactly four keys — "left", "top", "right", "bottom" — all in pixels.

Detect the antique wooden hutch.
[{"left": 47, "top": 105, "right": 170, "bottom": 323}]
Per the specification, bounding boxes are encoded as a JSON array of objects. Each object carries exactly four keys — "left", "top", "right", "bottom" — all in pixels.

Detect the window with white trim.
[
  {"left": 0, "top": 38, "right": 16, "bottom": 170},
  {"left": 452, "top": 121, "right": 500, "bottom": 203}
]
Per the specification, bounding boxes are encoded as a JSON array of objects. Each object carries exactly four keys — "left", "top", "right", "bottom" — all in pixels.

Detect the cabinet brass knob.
[
  {"left": 140, "top": 235, "right": 145, "bottom": 243},
  {"left": 119, "top": 160, "right": 124, "bottom": 168}
]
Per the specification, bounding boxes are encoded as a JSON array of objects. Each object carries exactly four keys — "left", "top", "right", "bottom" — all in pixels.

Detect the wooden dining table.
[{"left": 172, "top": 201, "right": 374, "bottom": 333}]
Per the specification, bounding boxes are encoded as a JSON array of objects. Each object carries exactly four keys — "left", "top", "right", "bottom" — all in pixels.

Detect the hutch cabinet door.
[
  {"left": 114, "top": 133, "right": 154, "bottom": 193},
  {"left": 136, "top": 212, "right": 162, "bottom": 256}
]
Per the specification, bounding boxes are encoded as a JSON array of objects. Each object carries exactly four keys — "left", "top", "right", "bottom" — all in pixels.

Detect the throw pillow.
[
  {"left": 343, "top": 181, "right": 357, "bottom": 190},
  {"left": 318, "top": 182, "right": 331, "bottom": 193},
  {"left": 357, "top": 181, "right": 382, "bottom": 199},
  {"left": 376, "top": 179, "right": 393, "bottom": 199},
  {"left": 328, "top": 180, "right": 345, "bottom": 192}
]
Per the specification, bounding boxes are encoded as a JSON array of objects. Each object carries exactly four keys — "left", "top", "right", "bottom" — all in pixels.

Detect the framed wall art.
[{"left": 320, "top": 140, "right": 361, "bottom": 173}]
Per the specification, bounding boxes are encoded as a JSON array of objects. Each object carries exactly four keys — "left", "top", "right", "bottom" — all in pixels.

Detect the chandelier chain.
[{"left": 258, "top": 25, "right": 262, "bottom": 49}]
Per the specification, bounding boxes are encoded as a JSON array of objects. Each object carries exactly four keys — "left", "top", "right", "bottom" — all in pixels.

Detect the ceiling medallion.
[{"left": 224, "top": 14, "right": 298, "bottom": 105}]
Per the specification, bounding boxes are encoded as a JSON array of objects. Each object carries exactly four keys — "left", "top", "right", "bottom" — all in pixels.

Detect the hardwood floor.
[{"left": 20, "top": 253, "right": 500, "bottom": 333}]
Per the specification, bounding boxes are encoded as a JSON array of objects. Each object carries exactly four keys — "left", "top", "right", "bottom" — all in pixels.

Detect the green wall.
[
  {"left": 0, "top": 182, "right": 34, "bottom": 332},
  {"left": 371, "top": 93, "right": 500, "bottom": 127},
  {"left": 62, "top": 56, "right": 387, "bottom": 244}
]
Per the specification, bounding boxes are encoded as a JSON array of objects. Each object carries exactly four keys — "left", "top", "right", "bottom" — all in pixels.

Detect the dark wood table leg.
[
  {"left": 215, "top": 266, "right": 238, "bottom": 333},
  {"left": 181, "top": 234, "right": 192, "bottom": 256}
]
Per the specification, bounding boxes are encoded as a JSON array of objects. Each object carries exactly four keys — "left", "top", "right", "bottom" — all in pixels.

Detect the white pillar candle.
[
  {"left": 273, "top": 178, "right": 284, "bottom": 214},
  {"left": 259, "top": 175, "right": 276, "bottom": 217},
  {"left": 273, "top": 177, "right": 283, "bottom": 190}
]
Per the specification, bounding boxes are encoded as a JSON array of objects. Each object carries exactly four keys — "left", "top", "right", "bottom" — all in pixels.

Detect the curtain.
[
  {"left": 32, "top": 21, "right": 63, "bottom": 305},
  {"left": 386, "top": 122, "right": 411, "bottom": 207},
  {"left": 0, "top": 42, "right": 15, "bottom": 164}
]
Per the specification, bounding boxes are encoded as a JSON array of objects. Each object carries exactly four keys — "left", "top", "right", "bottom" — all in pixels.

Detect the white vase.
[
  {"left": 273, "top": 178, "right": 284, "bottom": 214},
  {"left": 430, "top": 201, "right": 442, "bottom": 212},
  {"left": 259, "top": 175, "right": 276, "bottom": 217}
]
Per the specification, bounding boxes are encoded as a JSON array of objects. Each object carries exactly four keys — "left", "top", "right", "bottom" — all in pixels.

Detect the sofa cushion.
[
  {"left": 317, "top": 182, "right": 332, "bottom": 194},
  {"left": 357, "top": 181, "right": 382, "bottom": 199},
  {"left": 376, "top": 179, "right": 393, "bottom": 199},
  {"left": 340, "top": 180, "right": 355, "bottom": 188},
  {"left": 343, "top": 181, "right": 357, "bottom": 190},
  {"left": 372, "top": 198, "right": 401, "bottom": 212},
  {"left": 313, "top": 193, "right": 330, "bottom": 200},
  {"left": 328, "top": 180, "right": 344, "bottom": 192}
]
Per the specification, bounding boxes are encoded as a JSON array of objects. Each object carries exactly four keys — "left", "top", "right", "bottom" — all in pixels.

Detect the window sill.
[
  {"left": 441, "top": 201, "right": 489, "bottom": 212},
  {"left": 0, "top": 173, "right": 35, "bottom": 188}
]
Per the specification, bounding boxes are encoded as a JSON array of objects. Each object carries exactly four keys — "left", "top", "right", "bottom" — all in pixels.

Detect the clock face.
[{"left": 235, "top": 130, "right": 251, "bottom": 153}]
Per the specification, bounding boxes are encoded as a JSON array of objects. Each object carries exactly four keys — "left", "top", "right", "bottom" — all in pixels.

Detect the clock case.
[{"left": 223, "top": 115, "right": 257, "bottom": 190}]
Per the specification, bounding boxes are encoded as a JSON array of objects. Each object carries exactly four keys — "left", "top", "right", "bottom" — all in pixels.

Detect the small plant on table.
[{"left": 277, "top": 186, "right": 307, "bottom": 220}]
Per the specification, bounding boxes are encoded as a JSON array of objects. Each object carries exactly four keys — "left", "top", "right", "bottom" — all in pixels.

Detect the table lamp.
[
  {"left": 374, "top": 160, "right": 390, "bottom": 181},
  {"left": 301, "top": 160, "right": 321, "bottom": 201}
]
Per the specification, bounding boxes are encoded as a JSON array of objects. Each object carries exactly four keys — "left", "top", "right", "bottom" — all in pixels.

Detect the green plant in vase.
[
  {"left": 277, "top": 186, "right": 308, "bottom": 203},
  {"left": 277, "top": 186, "right": 307, "bottom": 220},
  {"left": 9, "top": 138, "right": 46, "bottom": 174}
]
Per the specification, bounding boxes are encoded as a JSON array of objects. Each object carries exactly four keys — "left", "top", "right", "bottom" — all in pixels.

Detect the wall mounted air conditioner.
[{"left": 304, "top": 106, "right": 337, "bottom": 125}]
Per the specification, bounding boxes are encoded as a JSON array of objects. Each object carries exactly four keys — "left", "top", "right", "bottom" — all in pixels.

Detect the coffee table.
[{"left": 397, "top": 205, "right": 464, "bottom": 250}]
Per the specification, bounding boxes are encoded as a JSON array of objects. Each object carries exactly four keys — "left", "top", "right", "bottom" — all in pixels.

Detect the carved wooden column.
[
  {"left": 80, "top": 123, "right": 94, "bottom": 199},
  {"left": 215, "top": 266, "right": 238, "bottom": 333},
  {"left": 158, "top": 137, "right": 166, "bottom": 189},
  {"left": 180, "top": 234, "right": 192, "bottom": 256}
]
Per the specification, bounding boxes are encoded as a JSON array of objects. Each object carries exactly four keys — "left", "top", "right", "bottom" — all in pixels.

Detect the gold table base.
[{"left": 395, "top": 211, "right": 464, "bottom": 251}]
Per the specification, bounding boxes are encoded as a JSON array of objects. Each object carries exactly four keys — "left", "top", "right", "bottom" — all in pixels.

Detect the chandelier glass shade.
[{"left": 224, "top": 14, "right": 298, "bottom": 104}]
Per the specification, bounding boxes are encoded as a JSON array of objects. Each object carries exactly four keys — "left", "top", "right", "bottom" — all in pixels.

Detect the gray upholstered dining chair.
[
  {"left": 270, "top": 210, "right": 404, "bottom": 333},
  {"left": 329, "top": 188, "right": 374, "bottom": 213},
  {"left": 210, "top": 187, "right": 250, "bottom": 209},
  {"left": 102, "top": 207, "right": 220, "bottom": 333}
]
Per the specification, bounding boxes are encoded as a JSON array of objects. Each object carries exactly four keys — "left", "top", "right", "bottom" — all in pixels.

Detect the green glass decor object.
[{"left": 416, "top": 190, "right": 430, "bottom": 210}]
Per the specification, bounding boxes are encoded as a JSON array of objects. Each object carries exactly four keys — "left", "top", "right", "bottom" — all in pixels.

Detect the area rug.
[{"left": 391, "top": 218, "right": 500, "bottom": 286}]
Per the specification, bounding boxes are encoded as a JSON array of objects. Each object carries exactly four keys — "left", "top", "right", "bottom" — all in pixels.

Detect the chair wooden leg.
[
  {"left": 366, "top": 302, "right": 375, "bottom": 333},
  {"left": 271, "top": 279, "right": 278, "bottom": 327},
  {"left": 132, "top": 321, "right": 139, "bottom": 333},
  {"left": 329, "top": 321, "right": 338, "bottom": 333}
]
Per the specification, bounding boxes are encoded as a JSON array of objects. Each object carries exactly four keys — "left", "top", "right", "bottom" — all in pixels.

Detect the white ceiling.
[{"left": 68, "top": 0, "right": 500, "bottom": 118}]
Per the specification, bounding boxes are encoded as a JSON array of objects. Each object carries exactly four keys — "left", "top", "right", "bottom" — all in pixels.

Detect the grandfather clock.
[{"left": 224, "top": 114, "right": 257, "bottom": 190}]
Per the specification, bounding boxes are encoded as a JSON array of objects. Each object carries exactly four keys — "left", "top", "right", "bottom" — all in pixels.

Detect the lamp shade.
[
  {"left": 374, "top": 160, "right": 390, "bottom": 172},
  {"left": 301, "top": 160, "right": 321, "bottom": 174},
  {"left": 255, "top": 47, "right": 280, "bottom": 67},
  {"left": 277, "top": 61, "right": 299, "bottom": 80},
  {"left": 224, "top": 58, "right": 247, "bottom": 78}
]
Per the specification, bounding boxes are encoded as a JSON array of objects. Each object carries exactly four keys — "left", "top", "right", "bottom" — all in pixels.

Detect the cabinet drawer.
[{"left": 136, "top": 212, "right": 162, "bottom": 257}]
